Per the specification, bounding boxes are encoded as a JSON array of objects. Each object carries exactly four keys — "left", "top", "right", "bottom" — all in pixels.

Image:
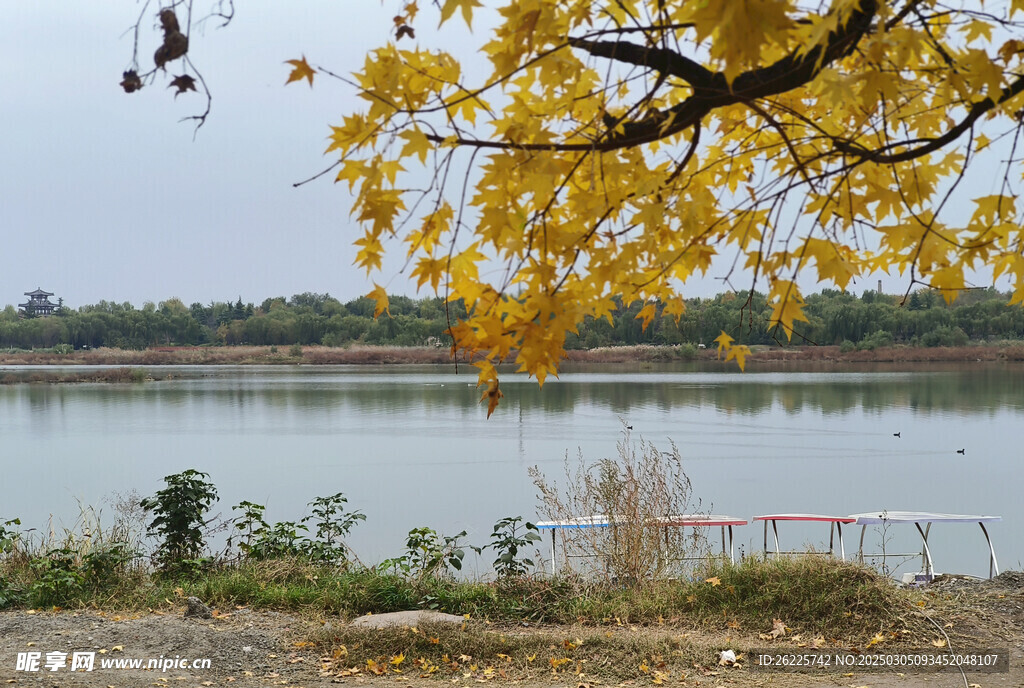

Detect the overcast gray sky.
[
  {"left": 4, "top": 2, "right": 425, "bottom": 310},
  {"left": 4, "top": 3, "right": 1013, "bottom": 312}
]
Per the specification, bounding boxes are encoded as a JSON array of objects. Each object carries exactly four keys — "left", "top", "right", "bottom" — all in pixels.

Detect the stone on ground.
[{"left": 349, "top": 610, "right": 465, "bottom": 629}]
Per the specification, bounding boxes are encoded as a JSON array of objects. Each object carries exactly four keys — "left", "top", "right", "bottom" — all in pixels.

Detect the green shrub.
[
  {"left": 231, "top": 494, "right": 365, "bottom": 565},
  {"left": 379, "top": 527, "right": 478, "bottom": 580},
  {"left": 921, "top": 325, "right": 968, "bottom": 347},
  {"left": 487, "top": 516, "right": 541, "bottom": 578},
  {"left": 303, "top": 493, "right": 365, "bottom": 564},
  {"left": 141, "top": 469, "right": 219, "bottom": 575},
  {"left": 676, "top": 343, "right": 698, "bottom": 360},
  {"left": 29, "top": 549, "right": 85, "bottom": 607},
  {"left": 857, "top": 330, "right": 894, "bottom": 351}
]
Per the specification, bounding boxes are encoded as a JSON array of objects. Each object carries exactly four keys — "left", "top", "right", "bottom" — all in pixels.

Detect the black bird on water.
[
  {"left": 957, "top": 448, "right": 965, "bottom": 455},
  {"left": 893, "top": 432, "right": 901, "bottom": 438}
]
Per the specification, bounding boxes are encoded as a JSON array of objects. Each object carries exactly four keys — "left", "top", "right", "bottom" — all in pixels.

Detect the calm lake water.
[{"left": 2, "top": 363, "right": 1021, "bottom": 579}]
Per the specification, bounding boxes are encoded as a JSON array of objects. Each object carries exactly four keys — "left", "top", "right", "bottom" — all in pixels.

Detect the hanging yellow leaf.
[
  {"left": 367, "top": 284, "right": 390, "bottom": 319},
  {"left": 284, "top": 56, "right": 315, "bottom": 87},
  {"left": 725, "top": 344, "right": 751, "bottom": 372},
  {"left": 713, "top": 332, "right": 734, "bottom": 359},
  {"left": 478, "top": 374, "right": 503, "bottom": 418},
  {"left": 438, "top": 0, "right": 482, "bottom": 27}
]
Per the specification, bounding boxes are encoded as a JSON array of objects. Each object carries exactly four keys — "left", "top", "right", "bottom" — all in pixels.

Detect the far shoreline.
[{"left": 1, "top": 342, "right": 1022, "bottom": 374}]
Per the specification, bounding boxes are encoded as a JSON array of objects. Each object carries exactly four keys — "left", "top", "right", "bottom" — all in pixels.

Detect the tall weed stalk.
[{"left": 530, "top": 429, "right": 709, "bottom": 585}]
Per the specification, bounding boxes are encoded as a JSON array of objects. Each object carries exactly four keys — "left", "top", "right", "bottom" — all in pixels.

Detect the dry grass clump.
[
  {"left": 530, "top": 429, "right": 708, "bottom": 585},
  {"left": 301, "top": 346, "right": 454, "bottom": 365},
  {"left": 0, "top": 367, "right": 153, "bottom": 384}
]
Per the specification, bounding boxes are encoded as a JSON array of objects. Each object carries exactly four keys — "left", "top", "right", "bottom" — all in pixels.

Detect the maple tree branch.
[
  {"left": 744, "top": 100, "right": 814, "bottom": 189},
  {"left": 835, "top": 75, "right": 1024, "bottom": 164},
  {"left": 569, "top": 0, "right": 878, "bottom": 146},
  {"left": 567, "top": 37, "right": 717, "bottom": 89},
  {"left": 422, "top": 0, "right": 878, "bottom": 154}
]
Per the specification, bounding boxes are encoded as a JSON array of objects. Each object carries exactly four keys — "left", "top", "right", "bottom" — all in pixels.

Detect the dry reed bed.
[{"left": 1, "top": 343, "right": 1022, "bottom": 369}]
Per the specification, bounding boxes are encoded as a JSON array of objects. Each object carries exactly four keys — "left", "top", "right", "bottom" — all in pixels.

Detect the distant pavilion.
[{"left": 19, "top": 288, "right": 58, "bottom": 317}]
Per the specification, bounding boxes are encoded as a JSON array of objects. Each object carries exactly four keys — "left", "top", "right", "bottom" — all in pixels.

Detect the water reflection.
[{"left": 0, "top": 362, "right": 1020, "bottom": 578}]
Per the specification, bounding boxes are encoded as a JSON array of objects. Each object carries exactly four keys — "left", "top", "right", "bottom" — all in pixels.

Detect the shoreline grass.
[
  {"left": 0, "top": 550, "right": 907, "bottom": 638},
  {"left": 0, "top": 342, "right": 1022, "bottom": 374},
  {"left": 0, "top": 487, "right": 949, "bottom": 685}
]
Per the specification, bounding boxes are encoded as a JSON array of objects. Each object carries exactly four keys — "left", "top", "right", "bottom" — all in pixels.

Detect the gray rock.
[
  {"left": 349, "top": 610, "right": 465, "bottom": 629},
  {"left": 184, "top": 596, "right": 213, "bottom": 619}
]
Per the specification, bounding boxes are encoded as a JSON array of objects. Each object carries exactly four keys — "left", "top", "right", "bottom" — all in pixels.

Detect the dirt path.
[{"left": 1, "top": 573, "right": 1021, "bottom": 688}]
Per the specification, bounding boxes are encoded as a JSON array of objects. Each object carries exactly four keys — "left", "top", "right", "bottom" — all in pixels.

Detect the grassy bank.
[
  {"left": 0, "top": 465, "right": 948, "bottom": 684},
  {"left": 0, "top": 552, "right": 910, "bottom": 635},
  {"left": 0, "top": 550, "right": 928, "bottom": 682}
]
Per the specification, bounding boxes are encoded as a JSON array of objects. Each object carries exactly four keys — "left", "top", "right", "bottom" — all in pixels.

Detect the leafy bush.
[
  {"left": 857, "top": 330, "right": 894, "bottom": 351},
  {"left": 141, "top": 469, "right": 218, "bottom": 575},
  {"left": 0, "top": 518, "right": 20, "bottom": 555},
  {"left": 29, "top": 549, "right": 85, "bottom": 607},
  {"left": 676, "top": 343, "right": 698, "bottom": 360},
  {"left": 231, "top": 494, "right": 365, "bottom": 565},
  {"left": 380, "top": 527, "right": 478, "bottom": 580},
  {"left": 487, "top": 516, "right": 541, "bottom": 578},
  {"left": 0, "top": 518, "right": 24, "bottom": 608},
  {"left": 303, "top": 493, "right": 365, "bottom": 564},
  {"left": 839, "top": 339, "right": 856, "bottom": 353},
  {"left": 921, "top": 325, "right": 969, "bottom": 347}
]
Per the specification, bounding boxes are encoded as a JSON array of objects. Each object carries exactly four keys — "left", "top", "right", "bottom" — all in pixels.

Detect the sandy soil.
[{"left": 1, "top": 572, "right": 1020, "bottom": 688}]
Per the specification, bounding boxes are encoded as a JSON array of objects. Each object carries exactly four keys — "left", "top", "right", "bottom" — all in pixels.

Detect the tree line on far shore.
[{"left": 2, "top": 288, "right": 1023, "bottom": 352}]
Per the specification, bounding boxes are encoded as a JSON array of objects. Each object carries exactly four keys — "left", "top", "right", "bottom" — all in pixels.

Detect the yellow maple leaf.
[
  {"left": 398, "top": 128, "right": 432, "bottom": 165},
  {"left": 767, "top": 280, "right": 809, "bottom": 339},
  {"left": 478, "top": 376, "right": 502, "bottom": 418},
  {"left": 549, "top": 657, "right": 571, "bottom": 670},
  {"left": 713, "top": 331, "right": 734, "bottom": 358},
  {"left": 367, "top": 284, "right": 390, "bottom": 319},
  {"left": 439, "top": 0, "right": 482, "bottom": 27},
  {"left": 705, "top": 576, "right": 721, "bottom": 587},
  {"left": 284, "top": 56, "right": 315, "bottom": 87},
  {"left": 725, "top": 344, "right": 751, "bottom": 371}
]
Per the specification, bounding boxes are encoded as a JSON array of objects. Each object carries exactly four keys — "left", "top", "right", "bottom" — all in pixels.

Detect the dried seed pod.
[
  {"left": 120, "top": 70, "right": 143, "bottom": 93},
  {"left": 169, "top": 74, "right": 197, "bottom": 97},
  {"left": 155, "top": 31, "right": 189, "bottom": 69},
  {"left": 159, "top": 9, "right": 180, "bottom": 35}
]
